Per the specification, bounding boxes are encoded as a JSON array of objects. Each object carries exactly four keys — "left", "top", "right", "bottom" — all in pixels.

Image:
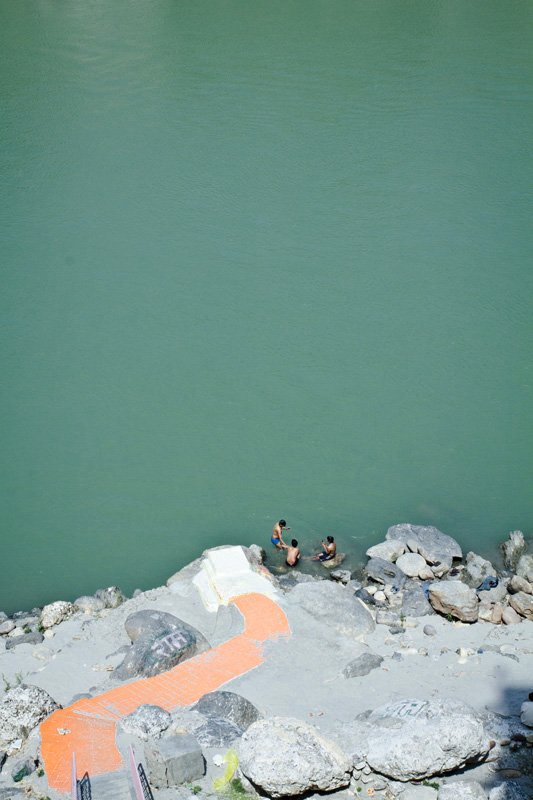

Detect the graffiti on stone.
[
  {"left": 147, "top": 628, "right": 195, "bottom": 668},
  {"left": 379, "top": 700, "right": 428, "bottom": 720}
]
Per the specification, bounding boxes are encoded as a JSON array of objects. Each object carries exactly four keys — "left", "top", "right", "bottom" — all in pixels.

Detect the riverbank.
[{"left": 0, "top": 525, "right": 532, "bottom": 800}]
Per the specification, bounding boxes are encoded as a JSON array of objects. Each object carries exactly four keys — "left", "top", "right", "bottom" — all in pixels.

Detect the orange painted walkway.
[{"left": 40, "top": 593, "right": 290, "bottom": 794}]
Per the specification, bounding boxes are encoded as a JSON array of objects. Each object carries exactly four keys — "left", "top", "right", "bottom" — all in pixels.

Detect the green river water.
[{"left": 1, "top": 0, "right": 532, "bottom": 614}]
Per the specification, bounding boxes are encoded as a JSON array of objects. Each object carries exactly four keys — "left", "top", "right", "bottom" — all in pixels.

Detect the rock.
[
  {"left": 5, "top": 633, "right": 44, "bottom": 650},
  {"left": 478, "top": 582, "right": 508, "bottom": 604},
  {"left": 501, "top": 606, "right": 521, "bottom": 625},
  {"left": 491, "top": 604, "right": 504, "bottom": 624},
  {"left": 365, "top": 541, "right": 405, "bottom": 562},
  {"left": 508, "top": 591, "right": 533, "bottom": 620},
  {"left": 0, "top": 749, "right": 6, "bottom": 772},
  {"left": 462, "top": 552, "right": 497, "bottom": 588},
  {"left": 396, "top": 552, "right": 427, "bottom": 578},
  {"left": 343, "top": 651, "right": 383, "bottom": 678},
  {"left": 0, "top": 685, "right": 60, "bottom": 746},
  {"left": 321, "top": 553, "right": 346, "bottom": 569},
  {"left": 0, "top": 612, "right": 6, "bottom": 623},
  {"left": 194, "top": 691, "right": 260, "bottom": 731},
  {"left": 239, "top": 716, "right": 353, "bottom": 797},
  {"left": 418, "top": 565, "right": 435, "bottom": 581},
  {"left": 287, "top": 581, "right": 375, "bottom": 639},
  {"left": 9, "top": 628, "right": 24, "bottom": 638},
  {"left": 402, "top": 587, "right": 435, "bottom": 617},
  {"left": 501, "top": 531, "right": 527, "bottom": 571},
  {"left": 520, "top": 701, "right": 533, "bottom": 728},
  {"left": 423, "top": 624, "right": 437, "bottom": 636},
  {"left": 354, "top": 588, "right": 379, "bottom": 606},
  {"left": 516, "top": 554, "right": 533, "bottom": 583},
  {"left": 478, "top": 603, "right": 493, "bottom": 622},
  {"left": 145, "top": 733, "right": 205, "bottom": 788},
  {"left": 330, "top": 570, "right": 352, "bottom": 585},
  {"left": 11, "top": 756, "right": 37, "bottom": 782},
  {"left": 345, "top": 580, "right": 363, "bottom": 593},
  {"left": 386, "top": 524, "right": 462, "bottom": 565},
  {"left": 428, "top": 582, "right": 479, "bottom": 622},
  {"left": 508, "top": 575, "right": 532, "bottom": 595},
  {"left": 114, "top": 610, "right": 210, "bottom": 681},
  {"left": 374, "top": 591, "right": 387, "bottom": 602},
  {"left": 120, "top": 704, "right": 171, "bottom": 740},
  {"left": 40, "top": 601, "right": 75, "bottom": 629},
  {"left": 365, "top": 558, "right": 407, "bottom": 588},
  {"left": 0, "top": 621, "right": 15, "bottom": 636},
  {"left": 248, "top": 544, "right": 266, "bottom": 565},
  {"left": 359, "top": 697, "right": 490, "bottom": 781},
  {"left": 94, "top": 586, "right": 127, "bottom": 608},
  {"left": 74, "top": 595, "right": 106, "bottom": 614},
  {"left": 438, "top": 781, "right": 487, "bottom": 799},
  {"left": 194, "top": 718, "right": 245, "bottom": 747},
  {"left": 488, "top": 783, "right": 530, "bottom": 800}
]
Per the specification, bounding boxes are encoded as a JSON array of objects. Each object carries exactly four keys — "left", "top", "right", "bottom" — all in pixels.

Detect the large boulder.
[
  {"left": 365, "top": 558, "right": 407, "bottom": 588},
  {"left": 365, "top": 541, "right": 405, "bottom": 562},
  {"left": 516, "top": 554, "right": 533, "bottom": 583},
  {"left": 500, "top": 531, "right": 527, "bottom": 571},
  {"left": 462, "top": 552, "right": 497, "bottom": 589},
  {"left": 386, "top": 524, "right": 462, "bottom": 566},
  {"left": 0, "top": 685, "right": 60, "bottom": 746},
  {"left": 520, "top": 701, "right": 533, "bottom": 728},
  {"left": 74, "top": 595, "right": 106, "bottom": 614},
  {"left": 287, "top": 581, "right": 375, "bottom": 638},
  {"left": 509, "top": 591, "right": 533, "bottom": 621},
  {"left": 350, "top": 698, "right": 490, "bottom": 781},
  {"left": 396, "top": 553, "right": 427, "bottom": 579},
  {"left": 239, "top": 717, "right": 353, "bottom": 797},
  {"left": 120, "top": 704, "right": 171, "bottom": 741},
  {"left": 40, "top": 601, "right": 75, "bottom": 629},
  {"left": 114, "top": 610, "right": 210, "bottom": 680},
  {"left": 343, "top": 647, "right": 383, "bottom": 678},
  {"left": 438, "top": 781, "right": 487, "bottom": 800},
  {"left": 402, "top": 587, "right": 435, "bottom": 617},
  {"left": 428, "top": 581, "right": 479, "bottom": 622}
]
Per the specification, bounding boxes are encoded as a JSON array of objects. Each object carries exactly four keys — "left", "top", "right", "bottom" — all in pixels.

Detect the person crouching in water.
[
  {"left": 312, "top": 535, "right": 336, "bottom": 562},
  {"left": 286, "top": 539, "right": 300, "bottom": 567},
  {"left": 271, "top": 519, "right": 290, "bottom": 549}
]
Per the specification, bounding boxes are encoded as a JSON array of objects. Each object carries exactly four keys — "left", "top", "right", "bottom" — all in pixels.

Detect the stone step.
[{"left": 85, "top": 769, "right": 136, "bottom": 800}]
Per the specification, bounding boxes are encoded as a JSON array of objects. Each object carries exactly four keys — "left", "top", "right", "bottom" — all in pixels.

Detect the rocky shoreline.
[{"left": 0, "top": 524, "right": 532, "bottom": 800}]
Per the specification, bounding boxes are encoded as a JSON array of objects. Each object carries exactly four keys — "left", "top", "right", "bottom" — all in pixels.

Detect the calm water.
[{"left": 1, "top": 0, "right": 532, "bottom": 614}]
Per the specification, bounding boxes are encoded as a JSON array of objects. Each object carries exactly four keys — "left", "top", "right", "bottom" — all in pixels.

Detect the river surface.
[{"left": 1, "top": 0, "right": 532, "bottom": 614}]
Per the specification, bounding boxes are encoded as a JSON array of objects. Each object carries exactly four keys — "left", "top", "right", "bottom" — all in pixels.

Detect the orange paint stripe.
[{"left": 40, "top": 592, "right": 290, "bottom": 793}]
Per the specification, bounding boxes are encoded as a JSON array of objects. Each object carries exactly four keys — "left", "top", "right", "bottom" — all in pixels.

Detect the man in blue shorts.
[
  {"left": 271, "top": 519, "right": 290, "bottom": 549},
  {"left": 312, "top": 535, "right": 336, "bottom": 561}
]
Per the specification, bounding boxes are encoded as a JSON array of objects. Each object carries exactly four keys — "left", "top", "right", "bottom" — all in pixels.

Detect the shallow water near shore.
[{"left": 1, "top": 0, "right": 532, "bottom": 614}]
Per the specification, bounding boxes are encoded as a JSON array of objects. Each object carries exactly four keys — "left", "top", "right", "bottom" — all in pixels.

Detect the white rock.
[
  {"left": 516, "top": 554, "right": 533, "bottom": 583},
  {"left": 361, "top": 698, "right": 490, "bottom": 781},
  {"left": 120, "top": 704, "right": 171, "bottom": 740},
  {"left": 365, "top": 541, "right": 405, "bottom": 562},
  {"left": 9, "top": 627, "right": 24, "bottom": 638},
  {"left": 74, "top": 595, "right": 106, "bottom": 614},
  {"left": 396, "top": 553, "right": 427, "bottom": 578},
  {"left": 509, "top": 591, "right": 533, "bottom": 620},
  {"left": 366, "top": 585, "right": 378, "bottom": 596},
  {"left": 418, "top": 566, "right": 435, "bottom": 581},
  {"left": 0, "top": 620, "right": 15, "bottom": 635},
  {"left": 374, "top": 591, "right": 387, "bottom": 603},
  {"left": 43, "top": 629, "right": 55, "bottom": 639},
  {"left": 0, "top": 685, "right": 60, "bottom": 746},
  {"left": 40, "top": 601, "right": 75, "bottom": 629},
  {"left": 521, "top": 701, "right": 533, "bottom": 728},
  {"left": 239, "top": 716, "right": 352, "bottom": 797},
  {"left": 438, "top": 780, "right": 487, "bottom": 799}
]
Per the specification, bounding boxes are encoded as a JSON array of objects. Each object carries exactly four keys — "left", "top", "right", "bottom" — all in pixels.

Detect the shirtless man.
[
  {"left": 311, "top": 535, "right": 336, "bottom": 562},
  {"left": 286, "top": 539, "right": 300, "bottom": 567},
  {"left": 271, "top": 519, "right": 290, "bottom": 549}
]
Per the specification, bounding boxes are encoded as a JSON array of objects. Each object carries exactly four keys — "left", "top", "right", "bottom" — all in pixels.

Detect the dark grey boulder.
[
  {"left": 402, "top": 587, "right": 435, "bottom": 617},
  {"left": 94, "top": 586, "right": 127, "bottom": 608},
  {"left": 330, "top": 570, "right": 352, "bottom": 585},
  {"left": 343, "top": 652, "right": 383, "bottom": 678},
  {"left": 194, "top": 691, "right": 260, "bottom": 731},
  {"left": 366, "top": 558, "right": 407, "bottom": 588},
  {"left": 193, "top": 718, "right": 244, "bottom": 747},
  {"left": 113, "top": 610, "right": 209, "bottom": 680},
  {"left": 354, "top": 588, "right": 379, "bottom": 606},
  {"left": 386, "top": 524, "right": 462, "bottom": 565},
  {"left": 5, "top": 632, "right": 44, "bottom": 650}
]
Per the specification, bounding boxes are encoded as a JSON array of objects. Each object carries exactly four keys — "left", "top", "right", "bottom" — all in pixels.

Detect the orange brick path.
[{"left": 40, "top": 593, "right": 290, "bottom": 793}]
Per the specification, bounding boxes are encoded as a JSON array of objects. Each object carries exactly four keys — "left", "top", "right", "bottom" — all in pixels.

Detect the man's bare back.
[{"left": 286, "top": 540, "right": 300, "bottom": 567}]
